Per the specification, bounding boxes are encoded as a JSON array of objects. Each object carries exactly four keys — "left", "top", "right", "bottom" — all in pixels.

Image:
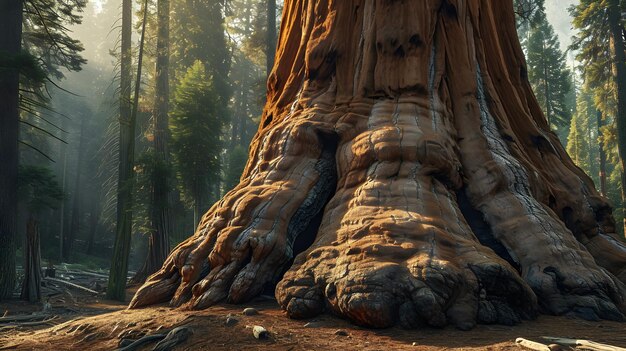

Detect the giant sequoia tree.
[{"left": 131, "top": 0, "right": 626, "bottom": 329}]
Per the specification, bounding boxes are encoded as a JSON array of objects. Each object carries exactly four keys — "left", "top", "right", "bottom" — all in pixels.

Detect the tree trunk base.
[
  {"left": 130, "top": 97, "right": 626, "bottom": 328},
  {"left": 130, "top": 0, "right": 626, "bottom": 329}
]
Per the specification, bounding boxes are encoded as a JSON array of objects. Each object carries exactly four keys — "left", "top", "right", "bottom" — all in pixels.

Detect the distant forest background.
[{"left": 4, "top": 0, "right": 626, "bottom": 295}]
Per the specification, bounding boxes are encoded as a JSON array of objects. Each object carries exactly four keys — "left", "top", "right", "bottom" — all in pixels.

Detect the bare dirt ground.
[{"left": 0, "top": 287, "right": 625, "bottom": 351}]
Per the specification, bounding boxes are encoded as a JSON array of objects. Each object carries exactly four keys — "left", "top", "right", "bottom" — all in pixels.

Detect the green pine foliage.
[
  {"left": 170, "top": 61, "right": 225, "bottom": 216},
  {"left": 570, "top": 0, "right": 617, "bottom": 129},
  {"left": 22, "top": 0, "right": 87, "bottom": 80},
  {"left": 18, "top": 165, "right": 64, "bottom": 214},
  {"left": 567, "top": 90, "right": 597, "bottom": 180},
  {"left": 514, "top": 0, "right": 545, "bottom": 48},
  {"left": 525, "top": 12, "right": 573, "bottom": 139},
  {"left": 171, "top": 0, "right": 231, "bottom": 108},
  {"left": 570, "top": 0, "right": 626, "bottom": 235}
]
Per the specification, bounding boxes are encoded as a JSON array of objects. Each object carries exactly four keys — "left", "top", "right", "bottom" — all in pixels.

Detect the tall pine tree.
[
  {"left": 170, "top": 61, "right": 224, "bottom": 225},
  {"left": 526, "top": 12, "right": 573, "bottom": 140},
  {"left": 572, "top": 0, "right": 626, "bottom": 235}
]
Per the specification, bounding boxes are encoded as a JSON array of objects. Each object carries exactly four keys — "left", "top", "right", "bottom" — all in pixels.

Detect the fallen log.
[
  {"left": 542, "top": 337, "right": 626, "bottom": 351},
  {"left": 43, "top": 277, "right": 99, "bottom": 295}
]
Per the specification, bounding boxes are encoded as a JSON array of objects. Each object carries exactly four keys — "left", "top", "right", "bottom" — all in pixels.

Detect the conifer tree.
[
  {"left": 567, "top": 89, "right": 597, "bottom": 180},
  {"left": 170, "top": 61, "right": 224, "bottom": 225},
  {"left": 572, "top": 0, "right": 626, "bottom": 234},
  {"left": 526, "top": 12, "right": 573, "bottom": 138}
]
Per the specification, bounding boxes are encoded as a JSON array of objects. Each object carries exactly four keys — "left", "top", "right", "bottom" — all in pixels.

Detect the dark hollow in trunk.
[{"left": 130, "top": 0, "right": 626, "bottom": 330}]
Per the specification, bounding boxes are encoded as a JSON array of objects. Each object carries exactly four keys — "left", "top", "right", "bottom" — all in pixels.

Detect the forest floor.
[{"left": 1, "top": 286, "right": 626, "bottom": 351}]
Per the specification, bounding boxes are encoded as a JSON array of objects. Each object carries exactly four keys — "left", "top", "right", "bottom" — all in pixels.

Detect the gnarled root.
[{"left": 130, "top": 112, "right": 338, "bottom": 310}]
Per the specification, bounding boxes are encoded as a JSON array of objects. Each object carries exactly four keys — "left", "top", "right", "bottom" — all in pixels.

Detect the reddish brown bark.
[{"left": 130, "top": 0, "right": 626, "bottom": 329}]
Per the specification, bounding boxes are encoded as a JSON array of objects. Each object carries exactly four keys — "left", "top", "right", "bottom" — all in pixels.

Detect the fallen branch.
[
  {"left": 0, "top": 314, "right": 50, "bottom": 324},
  {"left": 62, "top": 270, "right": 109, "bottom": 279},
  {"left": 0, "top": 316, "right": 59, "bottom": 331},
  {"left": 44, "top": 277, "right": 99, "bottom": 294},
  {"left": 542, "top": 337, "right": 626, "bottom": 351},
  {"left": 515, "top": 338, "right": 551, "bottom": 351}
]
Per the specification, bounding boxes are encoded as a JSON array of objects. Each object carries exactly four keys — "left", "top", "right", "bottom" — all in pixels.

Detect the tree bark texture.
[
  {"left": 131, "top": 0, "right": 626, "bottom": 329},
  {"left": 607, "top": 0, "right": 626, "bottom": 235},
  {"left": 0, "top": 0, "right": 23, "bottom": 300},
  {"left": 21, "top": 216, "right": 41, "bottom": 302},
  {"left": 597, "top": 109, "right": 607, "bottom": 196},
  {"left": 65, "top": 117, "right": 87, "bottom": 261},
  {"left": 107, "top": 0, "right": 139, "bottom": 301},
  {"left": 133, "top": 0, "right": 171, "bottom": 284},
  {"left": 266, "top": 0, "right": 277, "bottom": 77}
]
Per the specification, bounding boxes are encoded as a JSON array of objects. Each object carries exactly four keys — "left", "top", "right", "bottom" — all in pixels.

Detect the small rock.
[
  {"left": 412, "top": 342, "right": 418, "bottom": 346},
  {"left": 334, "top": 329, "right": 348, "bottom": 336},
  {"left": 548, "top": 344, "right": 563, "bottom": 351},
  {"left": 225, "top": 316, "right": 239, "bottom": 326},
  {"left": 252, "top": 325, "right": 268, "bottom": 339},
  {"left": 303, "top": 321, "right": 322, "bottom": 328},
  {"left": 242, "top": 307, "right": 259, "bottom": 316}
]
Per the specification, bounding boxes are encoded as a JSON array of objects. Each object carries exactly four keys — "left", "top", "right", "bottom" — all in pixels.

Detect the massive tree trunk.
[
  {"left": 131, "top": 0, "right": 626, "bottom": 329},
  {"left": 0, "top": 0, "right": 22, "bottom": 300}
]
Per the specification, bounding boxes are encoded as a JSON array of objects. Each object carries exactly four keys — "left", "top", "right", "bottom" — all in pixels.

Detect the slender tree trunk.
[
  {"left": 58, "top": 122, "right": 68, "bottom": 261},
  {"left": 239, "top": 1, "right": 253, "bottom": 145},
  {"left": 608, "top": 0, "right": 626, "bottom": 235},
  {"left": 132, "top": 0, "right": 626, "bottom": 329},
  {"left": 86, "top": 200, "right": 99, "bottom": 255},
  {"left": 193, "top": 199, "right": 201, "bottom": 231},
  {"left": 597, "top": 109, "right": 607, "bottom": 196},
  {"left": 20, "top": 215, "right": 41, "bottom": 302},
  {"left": 65, "top": 117, "right": 86, "bottom": 260},
  {"left": 266, "top": 0, "right": 277, "bottom": 77},
  {"left": 0, "top": 0, "right": 22, "bottom": 300},
  {"left": 541, "top": 39, "right": 551, "bottom": 127},
  {"left": 587, "top": 110, "right": 593, "bottom": 174},
  {"left": 133, "top": 0, "right": 171, "bottom": 284},
  {"left": 107, "top": 0, "right": 147, "bottom": 300}
]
